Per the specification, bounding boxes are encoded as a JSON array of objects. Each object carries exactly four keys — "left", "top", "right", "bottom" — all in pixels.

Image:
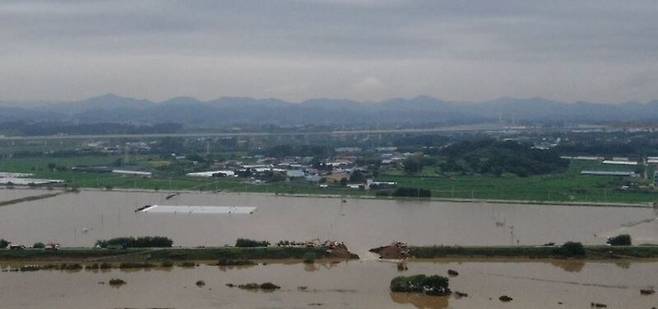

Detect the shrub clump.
[
  {"left": 118, "top": 262, "right": 156, "bottom": 269},
  {"left": 217, "top": 259, "right": 256, "bottom": 266},
  {"left": 178, "top": 262, "right": 196, "bottom": 268},
  {"left": 19, "top": 265, "right": 41, "bottom": 272},
  {"left": 85, "top": 263, "right": 100, "bottom": 271},
  {"left": 160, "top": 261, "right": 174, "bottom": 268},
  {"left": 259, "top": 282, "right": 281, "bottom": 290},
  {"left": 108, "top": 278, "right": 126, "bottom": 287},
  {"left": 235, "top": 238, "right": 270, "bottom": 248},
  {"left": 61, "top": 263, "right": 83, "bottom": 271},
  {"left": 554, "top": 242, "right": 586, "bottom": 257},
  {"left": 32, "top": 242, "right": 46, "bottom": 249},
  {"left": 607, "top": 234, "right": 632, "bottom": 246},
  {"left": 95, "top": 236, "right": 173, "bottom": 248},
  {"left": 0, "top": 239, "right": 9, "bottom": 249},
  {"left": 390, "top": 274, "right": 450, "bottom": 296},
  {"left": 237, "top": 282, "right": 281, "bottom": 290}
]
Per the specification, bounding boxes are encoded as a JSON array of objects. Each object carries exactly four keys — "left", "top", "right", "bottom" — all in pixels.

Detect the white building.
[
  {"left": 186, "top": 170, "right": 236, "bottom": 177},
  {"left": 112, "top": 170, "right": 153, "bottom": 177}
]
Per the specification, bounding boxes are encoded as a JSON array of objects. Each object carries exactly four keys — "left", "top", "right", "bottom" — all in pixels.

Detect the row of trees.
[
  {"left": 235, "top": 238, "right": 270, "bottom": 247},
  {"left": 95, "top": 236, "right": 173, "bottom": 248},
  {"left": 0, "top": 239, "right": 47, "bottom": 249}
]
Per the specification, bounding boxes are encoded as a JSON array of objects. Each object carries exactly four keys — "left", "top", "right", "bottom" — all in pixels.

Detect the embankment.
[
  {"left": 371, "top": 245, "right": 658, "bottom": 260},
  {"left": 0, "top": 246, "right": 358, "bottom": 263}
]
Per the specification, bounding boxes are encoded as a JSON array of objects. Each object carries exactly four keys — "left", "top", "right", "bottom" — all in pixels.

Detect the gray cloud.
[{"left": 1, "top": 0, "right": 657, "bottom": 102}]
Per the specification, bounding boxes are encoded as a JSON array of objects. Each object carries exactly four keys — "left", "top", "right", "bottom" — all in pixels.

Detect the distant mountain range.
[{"left": 2, "top": 94, "right": 658, "bottom": 128}]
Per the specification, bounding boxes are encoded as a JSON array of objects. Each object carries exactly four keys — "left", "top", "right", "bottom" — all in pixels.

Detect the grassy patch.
[
  {"left": 3, "top": 156, "right": 658, "bottom": 204},
  {"left": 379, "top": 160, "right": 658, "bottom": 203}
]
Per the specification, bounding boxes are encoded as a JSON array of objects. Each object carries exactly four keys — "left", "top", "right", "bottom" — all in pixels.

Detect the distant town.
[{"left": 2, "top": 123, "right": 658, "bottom": 204}]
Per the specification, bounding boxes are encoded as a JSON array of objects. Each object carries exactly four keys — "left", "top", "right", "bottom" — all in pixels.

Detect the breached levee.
[{"left": 136, "top": 205, "right": 257, "bottom": 214}]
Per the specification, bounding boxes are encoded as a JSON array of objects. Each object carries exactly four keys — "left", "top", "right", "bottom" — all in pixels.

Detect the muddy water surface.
[
  {"left": 1, "top": 189, "right": 658, "bottom": 308},
  {"left": 0, "top": 189, "right": 656, "bottom": 256},
  {"left": 1, "top": 260, "right": 656, "bottom": 308}
]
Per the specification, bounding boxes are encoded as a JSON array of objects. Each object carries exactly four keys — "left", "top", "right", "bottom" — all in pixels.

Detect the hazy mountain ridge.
[{"left": 2, "top": 94, "right": 658, "bottom": 128}]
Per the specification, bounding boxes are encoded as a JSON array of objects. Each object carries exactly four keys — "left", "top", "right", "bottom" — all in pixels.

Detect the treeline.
[
  {"left": 95, "top": 236, "right": 173, "bottom": 248},
  {"left": 555, "top": 140, "right": 658, "bottom": 157},
  {"left": 235, "top": 238, "right": 270, "bottom": 247},
  {"left": 439, "top": 139, "right": 568, "bottom": 176},
  {"left": 0, "top": 121, "right": 182, "bottom": 136}
]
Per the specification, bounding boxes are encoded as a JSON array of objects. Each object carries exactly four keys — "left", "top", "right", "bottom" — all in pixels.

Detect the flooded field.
[
  {"left": 1, "top": 260, "right": 656, "bottom": 308},
  {"left": 1, "top": 189, "right": 657, "bottom": 256},
  {"left": 1, "top": 189, "right": 658, "bottom": 308}
]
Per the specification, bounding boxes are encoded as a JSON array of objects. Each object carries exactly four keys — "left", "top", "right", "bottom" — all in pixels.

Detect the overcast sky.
[{"left": 1, "top": 0, "right": 657, "bottom": 103}]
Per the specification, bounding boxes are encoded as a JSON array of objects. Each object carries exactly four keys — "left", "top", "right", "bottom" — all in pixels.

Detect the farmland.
[{"left": 0, "top": 154, "right": 657, "bottom": 205}]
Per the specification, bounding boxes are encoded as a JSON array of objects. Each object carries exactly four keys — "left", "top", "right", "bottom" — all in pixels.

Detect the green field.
[
  {"left": 379, "top": 160, "right": 658, "bottom": 204},
  {"left": 2, "top": 156, "right": 658, "bottom": 204}
]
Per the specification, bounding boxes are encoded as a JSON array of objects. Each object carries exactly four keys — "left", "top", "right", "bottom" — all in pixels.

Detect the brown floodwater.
[
  {"left": 2, "top": 189, "right": 658, "bottom": 308},
  {"left": 1, "top": 260, "right": 656, "bottom": 308},
  {"left": 1, "top": 189, "right": 657, "bottom": 256}
]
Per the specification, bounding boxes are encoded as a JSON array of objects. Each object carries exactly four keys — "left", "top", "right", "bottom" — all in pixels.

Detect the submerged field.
[
  {"left": 1, "top": 258, "right": 657, "bottom": 309},
  {"left": 1, "top": 155, "right": 658, "bottom": 204}
]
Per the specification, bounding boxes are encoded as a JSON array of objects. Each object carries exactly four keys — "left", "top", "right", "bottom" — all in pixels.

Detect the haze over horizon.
[
  {"left": 2, "top": 0, "right": 658, "bottom": 103},
  {"left": 4, "top": 93, "right": 658, "bottom": 106}
]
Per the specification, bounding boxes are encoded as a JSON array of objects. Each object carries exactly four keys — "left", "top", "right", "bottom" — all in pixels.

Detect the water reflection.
[
  {"left": 217, "top": 264, "right": 257, "bottom": 271},
  {"left": 549, "top": 260, "right": 586, "bottom": 273},
  {"left": 304, "top": 262, "right": 319, "bottom": 272},
  {"left": 390, "top": 292, "right": 449, "bottom": 309},
  {"left": 613, "top": 260, "right": 631, "bottom": 269}
]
